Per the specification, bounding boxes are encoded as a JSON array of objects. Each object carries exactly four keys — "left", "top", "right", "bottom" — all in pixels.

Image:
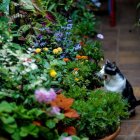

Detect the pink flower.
[
  {"left": 61, "top": 136, "right": 72, "bottom": 140},
  {"left": 50, "top": 106, "right": 61, "bottom": 115},
  {"left": 35, "top": 88, "right": 56, "bottom": 103}
]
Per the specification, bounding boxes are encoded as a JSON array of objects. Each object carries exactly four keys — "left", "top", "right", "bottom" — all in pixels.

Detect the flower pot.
[{"left": 100, "top": 127, "right": 121, "bottom": 140}]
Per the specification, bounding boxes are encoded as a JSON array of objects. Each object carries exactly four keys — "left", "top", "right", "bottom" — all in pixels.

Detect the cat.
[{"left": 97, "top": 60, "right": 140, "bottom": 117}]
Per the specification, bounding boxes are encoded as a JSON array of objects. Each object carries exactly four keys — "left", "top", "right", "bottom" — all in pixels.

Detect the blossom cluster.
[{"left": 35, "top": 88, "right": 56, "bottom": 103}]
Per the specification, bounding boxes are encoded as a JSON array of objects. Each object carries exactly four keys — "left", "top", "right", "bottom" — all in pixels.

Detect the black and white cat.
[{"left": 97, "top": 60, "right": 140, "bottom": 116}]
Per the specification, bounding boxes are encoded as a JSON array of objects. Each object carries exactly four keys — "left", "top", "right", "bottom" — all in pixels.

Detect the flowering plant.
[
  {"left": 0, "top": 85, "right": 80, "bottom": 140},
  {"left": 0, "top": 1, "right": 129, "bottom": 140}
]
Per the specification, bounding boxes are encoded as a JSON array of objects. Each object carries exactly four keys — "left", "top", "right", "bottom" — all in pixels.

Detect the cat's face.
[{"left": 97, "top": 60, "right": 117, "bottom": 78}]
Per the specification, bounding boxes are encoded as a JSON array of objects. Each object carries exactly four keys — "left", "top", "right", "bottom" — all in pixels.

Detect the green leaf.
[
  {"left": 0, "top": 91, "right": 11, "bottom": 99},
  {"left": 20, "top": 124, "right": 39, "bottom": 137},
  {"left": 81, "top": 138, "right": 89, "bottom": 140},
  {"left": 0, "top": 101, "right": 13, "bottom": 113},
  {"left": 48, "top": 3, "right": 56, "bottom": 11},
  {"left": 46, "top": 120, "right": 56, "bottom": 129},
  {"left": 27, "top": 108, "right": 44, "bottom": 117},
  {"left": 20, "top": 0, "right": 35, "bottom": 12},
  {"left": 12, "top": 129, "right": 21, "bottom": 140},
  {"left": 0, "top": 0, "right": 10, "bottom": 13},
  {"left": 56, "top": 114, "right": 65, "bottom": 120},
  {"left": 71, "top": 135, "right": 80, "bottom": 140},
  {"left": 4, "top": 123, "right": 17, "bottom": 134},
  {"left": 1, "top": 116, "right": 15, "bottom": 124}
]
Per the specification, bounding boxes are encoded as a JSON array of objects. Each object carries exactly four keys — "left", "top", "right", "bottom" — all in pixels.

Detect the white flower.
[
  {"left": 97, "top": 34, "right": 104, "bottom": 39},
  {"left": 23, "top": 61, "right": 30, "bottom": 66},
  {"left": 25, "top": 68, "right": 31, "bottom": 73},
  {"left": 26, "top": 48, "right": 35, "bottom": 54},
  {"left": 30, "top": 63, "right": 38, "bottom": 70}
]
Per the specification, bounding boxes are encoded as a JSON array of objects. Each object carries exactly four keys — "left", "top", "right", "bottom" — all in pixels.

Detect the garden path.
[{"left": 99, "top": 0, "right": 140, "bottom": 139}]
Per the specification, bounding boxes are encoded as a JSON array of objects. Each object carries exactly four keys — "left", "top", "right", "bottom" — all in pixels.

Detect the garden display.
[{"left": 0, "top": 0, "right": 129, "bottom": 140}]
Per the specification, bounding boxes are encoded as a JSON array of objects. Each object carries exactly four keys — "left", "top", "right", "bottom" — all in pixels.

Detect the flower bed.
[{"left": 0, "top": 0, "right": 129, "bottom": 140}]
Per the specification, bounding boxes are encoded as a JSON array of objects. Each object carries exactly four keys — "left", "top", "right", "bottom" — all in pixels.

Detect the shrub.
[{"left": 63, "top": 89, "right": 129, "bottom": 139}]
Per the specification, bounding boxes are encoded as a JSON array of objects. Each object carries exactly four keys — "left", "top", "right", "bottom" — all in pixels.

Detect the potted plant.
[{"left": 63, "top": 89, "right": 129, "bottom": 140}]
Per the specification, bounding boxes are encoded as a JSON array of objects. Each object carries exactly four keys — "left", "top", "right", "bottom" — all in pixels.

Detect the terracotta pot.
[{"left": 100, "top": 127, "right": 121, "bottom": 140}]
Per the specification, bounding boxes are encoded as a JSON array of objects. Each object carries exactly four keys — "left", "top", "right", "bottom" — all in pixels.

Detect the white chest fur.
[{"left": 104, "top": 74, "right": 126, "bottom": 93}]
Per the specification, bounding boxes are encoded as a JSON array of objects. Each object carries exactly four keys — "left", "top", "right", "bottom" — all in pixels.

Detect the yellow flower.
[
  {"left": 57, "top": 47, "right": 62, "bottom": 52},
  {"left": 43, "top": 47, "right": 49, "bottom": 51},
  {"left": 53, "top": 49, "right": 59, "bottom": 54},
  {"left": 75, "top": 78, "right": 79, "bottom": 81},
  {"left": 35, "top": 48, "right": 41, "bottom": 53},
  {"left": 50, "top": 69, "right": 57, "bottom": 77}
]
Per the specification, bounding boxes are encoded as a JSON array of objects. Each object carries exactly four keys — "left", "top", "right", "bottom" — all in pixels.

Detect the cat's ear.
[{"left": 105, "top": 59, "right": 110, "bottom": 64}]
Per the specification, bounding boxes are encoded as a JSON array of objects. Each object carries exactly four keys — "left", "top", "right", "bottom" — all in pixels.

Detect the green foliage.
[
  {"left": 69, "top": 90, "right": 129, "bottom": 139},
  {"left": 0, "top": 0, "right": 10, "bottom": 14},
  {"left": 82, "top": 41, "right": 104, "bottom": 63},
  {"left": 72, "top": 12, "right": 97, "bottom": 37},
  {"left": 0, "top": 0, "right": 128, "bottom": 140},
  {"left": 61, "top": 60, "right": 101, "bottom": 90},
  {"left": 0, "top": 99, "right": 66, "bottom": 140}
]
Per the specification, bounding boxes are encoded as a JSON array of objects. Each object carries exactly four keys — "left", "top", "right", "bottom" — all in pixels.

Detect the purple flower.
[
  {"left": 35, "top": 88, "right": 56, "bottom": 103},
  {"left": 74, "top": 44, "right": 81, "bottom": 51},
  {"left": 45, "top": 27, "right": 53, "bottom": 33},
  {"left": 41, "top": 22, "right": 46, "bottom": 26},
  {"left": 50, "top": 106, "right": 61, "bottom": 115},
  {"left": 68, "top": 19, "right": 72, "bottom": 23},
  {"left": 60, "top": 53, "right": 66, "bottom": 59},
  {"left": 37, "top": 34, "right": 43, "bottom": 40},
  {"left": 40, "top": 42, "right": 46, "bottom": 47},
  {"left": 54, "top": 31, "right": 63, "bottom": 42},
  {"left": 66, "top": 24, "right": 73, "bottom": 30}
]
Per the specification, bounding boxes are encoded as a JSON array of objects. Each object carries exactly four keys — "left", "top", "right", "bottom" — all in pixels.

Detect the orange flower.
[
  {"left": 74, "top": 68, "right": 79, "bottom": 71},
  {"left": 51, "top": 94, "right": 79, "bottom": 118},
  {"left": 76, "top": 55, "right": 82, "bottom": 59},
  {"left": 63, "top": 58, "right": 70, "bottom": 62},
  {"left": 51, "top": 94, "right": 74, "bottom": 110},
  {"left": 64, "top": 109, "right": 79, "bottom": 118},
  {"left": 81, "top": 56, "right": 88, "bottom": 59}
]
